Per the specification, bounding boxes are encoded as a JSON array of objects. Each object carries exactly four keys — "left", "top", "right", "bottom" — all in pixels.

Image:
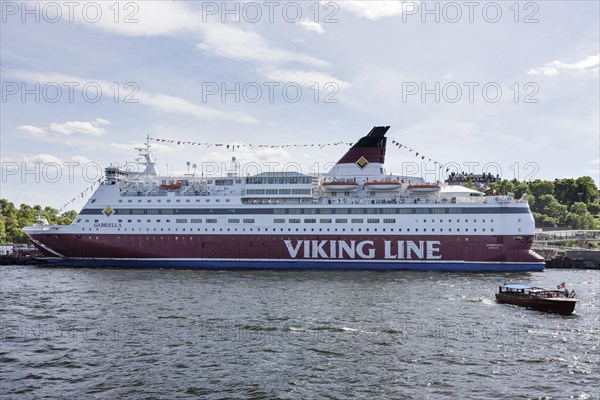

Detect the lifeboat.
[
  {"left": 160, "top": 181, "right": 182, "bottom": 190},
  {"left": 407, "top": 184, "right": 441, "bottom": 193},
  {"left": 320, "top": 181, "right": 359, "bottom": 192},
  {"left": 364, "top": 181, "right": 402, "bottom": 191}
]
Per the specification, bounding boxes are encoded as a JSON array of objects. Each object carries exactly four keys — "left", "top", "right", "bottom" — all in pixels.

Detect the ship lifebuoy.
[{"left": 495, "top": 196, "right": 499, "bottom": 201}]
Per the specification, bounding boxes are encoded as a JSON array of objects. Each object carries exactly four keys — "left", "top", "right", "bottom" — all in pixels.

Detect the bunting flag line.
[
  {"left": 390, "top": 139, "right": 445, "bottom": 170},
  {"left": 147, "top": 136, "right": 445, "bottom": 169},
  {"left": 58, "top": 178, "right": 103, "bottom": 213},
  {"left": 148, "top": 137, "right": 354, "bottom": 149}
]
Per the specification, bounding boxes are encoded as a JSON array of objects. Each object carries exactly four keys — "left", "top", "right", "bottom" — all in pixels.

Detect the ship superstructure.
[{"left": 23, "top": 127, "right": 544, "bottom": 271}]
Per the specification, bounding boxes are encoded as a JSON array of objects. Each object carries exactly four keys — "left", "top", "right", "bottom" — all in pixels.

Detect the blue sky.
[{"left": 1, "top": 1, "right": 598, "bottom": 210}]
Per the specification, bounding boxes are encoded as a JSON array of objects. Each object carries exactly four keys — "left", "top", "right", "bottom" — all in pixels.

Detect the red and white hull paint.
[{"left": 26, "top": 232, "right": 544, "bottom": 271}]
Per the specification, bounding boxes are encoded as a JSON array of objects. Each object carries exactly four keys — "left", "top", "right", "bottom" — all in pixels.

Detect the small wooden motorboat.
[{"left": 496, "top": 284, "right": 577, "bottom": 315}]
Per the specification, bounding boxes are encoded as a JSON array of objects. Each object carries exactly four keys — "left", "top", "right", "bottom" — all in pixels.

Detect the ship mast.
[{"left": 134, "top": 135, "right": 158, "bottom": 177}]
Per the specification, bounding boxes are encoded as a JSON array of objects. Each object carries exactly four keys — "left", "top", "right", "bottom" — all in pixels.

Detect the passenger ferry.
[{"left": 23, "top": 126, "right": 544, "bottom": 271}]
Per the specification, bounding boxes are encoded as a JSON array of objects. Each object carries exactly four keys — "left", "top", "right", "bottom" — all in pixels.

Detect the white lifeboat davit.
[
  {"left": 364, "top": 181, "right": 402, "bottom": 191},
  {"left": 320, "top": 181, "right": 359, "bottom": 192},
  {"left": 407, "top": 184, "right": 441, "bottom": 193}
]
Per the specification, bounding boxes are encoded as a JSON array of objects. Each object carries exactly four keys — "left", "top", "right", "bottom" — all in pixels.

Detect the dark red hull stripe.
[{"left": 30, "top": 233, "right": 543, "bottom": 263}]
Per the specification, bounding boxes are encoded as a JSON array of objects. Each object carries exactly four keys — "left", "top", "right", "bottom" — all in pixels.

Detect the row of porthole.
[
  {"left": 82, "top": 226, "right": 498, "bottom": 233},
  {"left": 117, "top": 198, "right": 231, "bottom": 203}
]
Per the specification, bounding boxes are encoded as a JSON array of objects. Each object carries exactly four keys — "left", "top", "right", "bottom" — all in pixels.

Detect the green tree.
[
  {"left": 529, "top": 180, "right": 554, "bottom": 198},
  {"left": 535, "top": 194, "right": 568, "bottom": 223},
  {"left": 532, "top": 212, "right": 558, "bottom": 227},
  {"left": 565, "top": 202, "right": 599, "bottom": 229},
  {"left": 588, "top": 203, "right": 600, "bottom": 215}
]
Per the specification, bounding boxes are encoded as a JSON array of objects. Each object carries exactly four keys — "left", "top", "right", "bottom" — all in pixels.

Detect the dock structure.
[{"left": 533, "top": 230, "right": 600, "bottom": 269}]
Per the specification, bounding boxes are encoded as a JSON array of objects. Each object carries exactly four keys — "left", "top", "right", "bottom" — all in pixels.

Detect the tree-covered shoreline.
[
  {"left": 1, "top": 176, "right": 598, "bottom": 243},
  {"left": 0, "top": 199, "right": 77, "bottom": 243}
]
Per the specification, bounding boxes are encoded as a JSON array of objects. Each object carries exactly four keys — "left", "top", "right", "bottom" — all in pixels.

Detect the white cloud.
[
  {"left": 329, "top": 0, "right": 417, "bottom": 20},
  {"left": 64, "top": 1, "right": 200, "bottom": 37},
  {"left": 17, "top": 125, "right": 47, "bottom": 137},
  {"left": 258, "top": 67, "right": 350, "bottom": 89},
  {"left": 23, "top": 153, "right": 63, "bottom": 165},
  {"left": 196, "top": 22, "right": 329, "bottom": 67},
  {"left": 297, "top": 19, "right": 326, "bottom": 34},
  {"left": 71, "top": 155, "right": 92, "bottom": 164},
  {"left": 8, "top": 70, "right": 258, "bottom": 124},
  {"left": 49, "top": 118, "right": 110, "bottom": 136},
  {"left": 526, "top": 53, "right": 600, "bottom": 76}
]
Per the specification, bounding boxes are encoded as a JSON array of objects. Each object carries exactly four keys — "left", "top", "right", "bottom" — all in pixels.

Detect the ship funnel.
[{"left": 327, "top": 126, "right": 389, "bottom": 177}]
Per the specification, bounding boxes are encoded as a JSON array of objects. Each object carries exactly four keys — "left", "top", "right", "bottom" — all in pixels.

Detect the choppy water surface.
[{"left": 1, "top": 266, "right": 598, "bottom": 399}]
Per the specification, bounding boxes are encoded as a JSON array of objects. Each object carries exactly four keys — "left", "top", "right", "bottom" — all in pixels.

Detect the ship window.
[
  {"left": 290, "top": 219, "right": 301, "bottom": 223},
  {"left": 367, "top": 219, "right": 379, "bottom": 223},
  {"left": 228, "top": 219, "right": 239, "bottom": 223},
  {"left": 216, "top": 199, "right": 220, "bottom": 202},
  {"left": 491, "top": 219, "right": 494, "bottom": 222},
  {"left": 119, "top": 200, "right": 122, "bottom": 203},
  {"left": 176, "top": 219, "right": 188, "bottom": 223},
  {"left": 156, "top": 219, "right": 160, "bottom": 222},
  {"left": 167, "top": 200, "right": 171, "bottom": 203},
  {"left": 85, "top": 219, "right": 89, "bottom": 222},
  {"left": 137, "top": 219, "right": 141, "bottom": 223},
  {"left": 176, "top": 200, "right": 180, "bottom": 203},
  {"left": 191, "top": 219, "right": 202, "bottom": 223},
  {"left": 320, "top": 219, "right": 332, "bottom": 223},
  {"left": 383, "top": 219, "right": 395, "bottom": 223},
  {"left": 138, "top": 200, "right": 142, "bottom": 203},
  {"left": 94, "top": 219, "right": 98, "bottom": 222},
  {"left": 304, "top": 219, "right": 316, "bottom": 223},
  {"left": 128, "top": 200, "right": 132, "bottom": 203},
  {"left": 274, "top": 219, "right": 285, "bottom": 223},
  {"left": 76, "top": 219, "right": 81, "bottom": 223},
  {"left": 483, "top": 228, "right": 486, "bottom": 232},
  {"left": 482, "top": 219, "right": 486, "bottom": 222},
  {"left": 148, "top": 200, "right": 151, "bottom": 203},
  {"left": 91, "top": 199, "right": 96, "bottom": 203},
  {"left": 243, "top": 219, "right": 254, "bottom": 223},
  {"left": 147, "top": 219, "right": 151, "bottom": 223},
  {"left": 166, "top": 219, "right": 170, "bottom": 222}
]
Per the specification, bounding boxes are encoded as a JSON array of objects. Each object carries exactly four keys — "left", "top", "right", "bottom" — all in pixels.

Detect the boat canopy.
[{"left": 503, "top": 284, "right": 533, "bottom": 289}]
